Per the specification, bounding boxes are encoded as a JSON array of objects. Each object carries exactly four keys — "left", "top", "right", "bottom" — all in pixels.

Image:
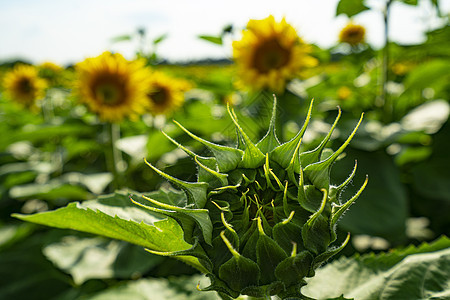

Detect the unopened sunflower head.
[
  {"left": 232, "top": 15, "right": 317, "bottom": 93},
  {"left": 132, "top": 98, "right": 367, "bottom": 299}
]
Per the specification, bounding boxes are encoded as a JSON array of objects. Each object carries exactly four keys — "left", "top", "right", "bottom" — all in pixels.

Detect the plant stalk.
[
  {"left": 380, "top": 0, "right": 393, "bottom": 122},
  {"left": 105, "top": 122, "right": 124, "bottom": 190}
]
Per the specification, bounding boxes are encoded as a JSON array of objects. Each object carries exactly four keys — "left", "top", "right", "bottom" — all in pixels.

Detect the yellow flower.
[
  {"left": 337, "top": 86, "right": 352, "bottom": 100},
  {"left": 39, "top": 62, "right": 63, "bottom": 73},
  {"left": 392, "top": 62, "right": 413, "bottom": 76},
  {"left": 2, "top": 64, "right": 47, "bottom": 109},
  {"left": 146, "top": 71, "right": 191, "bottom": 115},
  {"left": 233, "top": 15, "right": 317, "bottom": 92},
  {"left": 339, "top": 23, "right": 366, "bottom": 46},
  {"left": 75, "top": 52, "right": 150, "bottom": 123}
]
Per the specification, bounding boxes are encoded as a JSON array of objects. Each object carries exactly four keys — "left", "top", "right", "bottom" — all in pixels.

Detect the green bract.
[{"left": 132, "top": 99, "right": 367, "bottom": 299}]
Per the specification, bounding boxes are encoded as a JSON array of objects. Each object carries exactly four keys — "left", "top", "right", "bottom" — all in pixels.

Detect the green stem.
[
  {"left": 41, "top": 92, "right": 54, "bottom": 123},
  {"left": 105, "top": 122, "right": 124, "bottom": 190},
  {"left": 379, "top": 0, "right": 393, "bottom": 122}
]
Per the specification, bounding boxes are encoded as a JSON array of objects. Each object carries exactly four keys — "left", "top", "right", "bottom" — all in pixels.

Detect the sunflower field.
[{"left": 1, "top": 1, "right": 450, "bottom": 299}]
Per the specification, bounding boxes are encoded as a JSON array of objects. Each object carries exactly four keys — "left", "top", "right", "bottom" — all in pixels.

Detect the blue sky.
[{"left": 0, "top": 0, "right": 447, "bottom": 64}]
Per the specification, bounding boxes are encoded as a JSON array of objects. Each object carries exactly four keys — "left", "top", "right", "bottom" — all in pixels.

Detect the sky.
[{"left": 0, "top": 0, "right": 448, "bottom": 65}]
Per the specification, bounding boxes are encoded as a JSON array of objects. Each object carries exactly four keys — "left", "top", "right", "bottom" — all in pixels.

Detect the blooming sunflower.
[
  {"left": 233, "top": 15, "right": 317, "bottom": 92},
  {"left": 145, "top": 71, "right": 191, "bottom": 115},
  {"left": 339, "top": 23, "right": 366, "bottom": 46},
  {"left": 75, "top": 52, "right": 150, "bottom": 122},
  {"left": 2, "top": 64, "right": 47, "bottom": 109}
]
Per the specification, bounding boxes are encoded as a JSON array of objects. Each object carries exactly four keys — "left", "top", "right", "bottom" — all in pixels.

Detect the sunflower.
[
  {"left": 75, "top": 52, "right": 150, "bottom": 122},
  {"left": 2, "top": 64, "right": 47, "bottom": 109},
  {"left": 339, "top": 23, "right": 366, "bottom": 46},
  {"left": 232, "top": 15, "right": 317, "bottom": 92},
  {"left": 145, "top": 71, "right": 191, "bottom": 115},
  {"left": 337, "top": 86, "right": 352, "bottom": 100}
]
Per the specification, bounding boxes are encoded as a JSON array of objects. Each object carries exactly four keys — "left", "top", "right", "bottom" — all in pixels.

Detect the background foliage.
[{"left": 0, "top": 1, "right": 449, "bottom": 298}]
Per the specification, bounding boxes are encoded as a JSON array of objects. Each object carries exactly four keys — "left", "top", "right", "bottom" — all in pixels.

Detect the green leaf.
[
  {"left": 399, "top": 0, "right": 418, "bottom": 5},
  {"left": 110, "top": 34, "right": 132, "bottom": 43},
  {"left": 198, "top": 35, "right": 223, "bottom": 45},
  {"left": 153, "top": 33, "right": 167, "bottom": 45},
  {"left": 88, "top": 275, "right": 220, "bottom": 300},
  {"left": 9, "top": 182, "right": 91, "bottom": 201},
  {"left": 0, "top": 230, "right": 73, "bottom": 300},
  {"left": 227, "top": 105, "right": 265, "bottom": 168},
  {"left": 271, "top": 99, "right": 314, "bottom": 169},
  {"left": 219, "top": 255, "right": 260, "bottom": 292},
  {"left": 12, "top": 192, "right": 209, "bottom": 273},
  {"left": 336, "top": 0, "right": 370, "bottom": 17},
  {"left": 256, "top": 96, "right": 281, "bottom": 153},
  {"left": 275, "top": 251, "right": 313, "bottom": 286},
  {"left": 301, "top": 191, "right": 331, "bottom": 255},
  {"left": 195, "top": 156, "right": 229, "bottom": 188},
  {"left": 333, "top": 149, "right": 408, "bottom": 242},
  {"left": 303, "top": 236, "right": 450, "bottom": 300},
  {"left": 174, "top": 120, "right": 243, "bottom": 172},
  {"left": 300, "top": 107, "right": 341, "bottom": 168},
  {"left": 303, "top": 113, "right": 363, "bottom": 190},
  {"left": 145, "top": 159, "right": 209, "bottom": 209},
  {"left": 403, "top": 59, "right": 450, "bottom": 91},
  {"left": 43, "top": 236, "right": 163, "bottom": 285},
  {"left": 401, "top": 99, "right": 449, "bottom": 134},
  {"left": 132, "top": 193, "right": 213, "bottom": 246},
  {"left": 256, "top": 219, "right": 288, "bottom": 285},
  {"left": 4, "top": 123, "right": 95, "bottom": 146}
]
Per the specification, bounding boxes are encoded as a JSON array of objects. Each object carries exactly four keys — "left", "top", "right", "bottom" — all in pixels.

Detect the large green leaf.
[
  {"left": 13, "top": 192, "right": 209, "bottom": 273},
  {"left": 303, "top": 236, "right": 450, "bottom": 299},
  {"left": 43, "top": 236, "right": 164, "bottom": 285},
  {"left": 403, "top": 59, "right": 450, "bottom": 91},
  {"left": 87, "top": 275, "right": 219, "bottom": 300},
  {"left": 0, "top": 230, "right": 74, "bottom": 300},
  {"left": 3, "top": 123, "right": 95, "bottom": 147},
  {"left": 336, "top": 0, "right": 370, "bottom": 17}
]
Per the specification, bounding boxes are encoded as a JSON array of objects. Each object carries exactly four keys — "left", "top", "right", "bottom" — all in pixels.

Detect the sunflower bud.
[{"left": 132, "top": 98, "right": 367, "bottom": 299}]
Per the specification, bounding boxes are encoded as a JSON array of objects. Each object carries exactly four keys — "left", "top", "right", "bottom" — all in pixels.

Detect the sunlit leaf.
[
  {"left": 13, "top": 192, "right": 209, "bottom": 273},
  {"left": 88, "top": 275, "right": 219, "bottom": 300},
  {"left": 303, "top": 236, "right": 450, "bottom": 299},
  {"left": 198, "top": 35, "right": 223, "bottom": 45},
  {"left": 43, "top": 236, "right": 163, "bottom": 284},
  {"left": 336, "top": 0, "right": 370, "bottom": 17}
]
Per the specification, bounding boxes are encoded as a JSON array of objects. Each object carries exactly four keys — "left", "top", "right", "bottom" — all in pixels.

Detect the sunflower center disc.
[
  {"left": 148, "top": 87, "right": 169, "bottom": 105},
  {"left": 96, "top": 84, "right": 121, "bottom": 105},
  {"left": 253, "top": 39, "right": 291, "bottom": 73},
  {"left": 17, "top": 78, "right": 33, "bottom": 95}
]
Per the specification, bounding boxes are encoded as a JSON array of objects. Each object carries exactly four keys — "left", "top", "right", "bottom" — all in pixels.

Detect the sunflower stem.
[
  {"left": 105, "top": 122, "right": 124, "bottom": 190},
  {"left": 379, "top": 0, "right": 393, "bottom": 123},
  {"left": 41, "top": 93, "right": 54, "bottom": 123}
]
